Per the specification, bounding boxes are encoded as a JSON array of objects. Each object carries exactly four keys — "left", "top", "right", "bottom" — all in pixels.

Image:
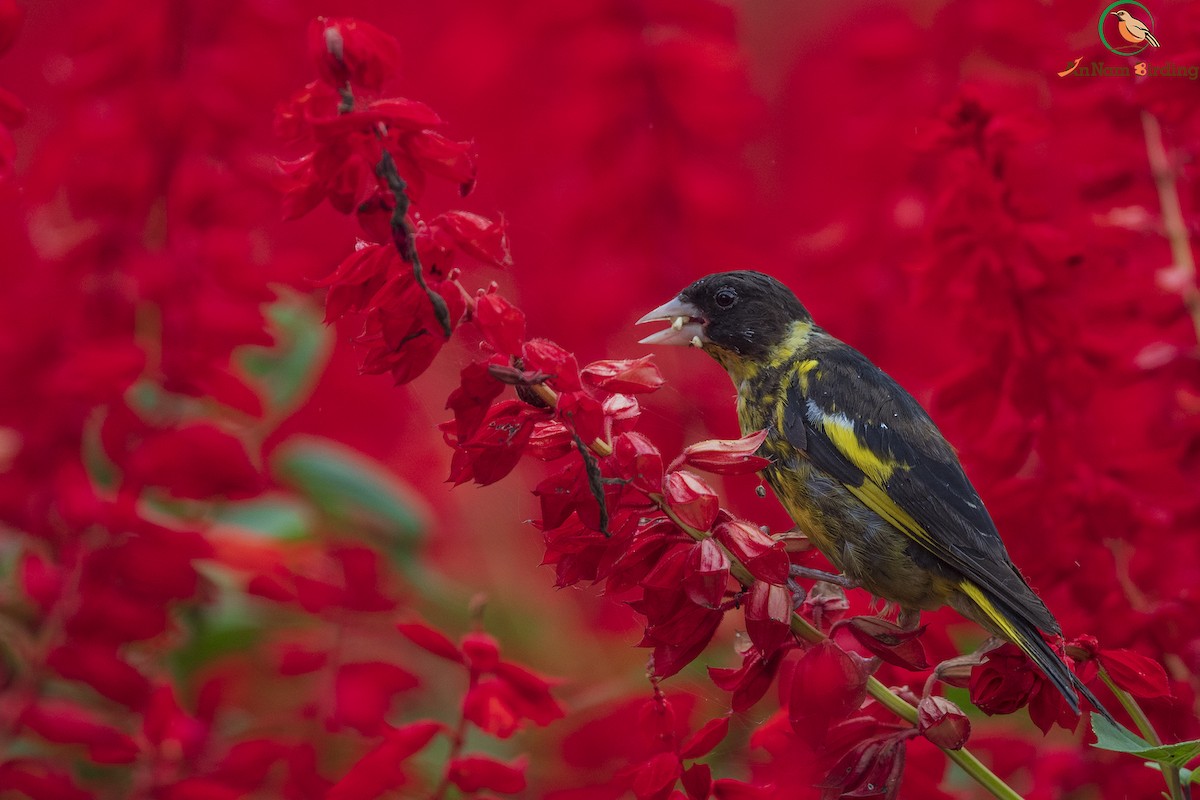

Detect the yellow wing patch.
[
  {"left": 819, "top": 413, "right": 899, "bottom": 483},
  {"left": 958, "top": 580, "right": 1023, "bottom": 645},
  {"left": 844, "top": 479, "right": 936, "bottom": 548}
]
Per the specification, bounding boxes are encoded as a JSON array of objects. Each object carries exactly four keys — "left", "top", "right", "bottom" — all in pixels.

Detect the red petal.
[
  {"left": 474, "top": 292, "right": 526, "bottom": 356},
  {"left": 615, "top": 431, "right": 665, "bottom": 494},
  {"left": 683, "top": 539, "right": 731, "bottom": 609},
  {"left": 917, "top": 695, "right": 971, "bottom": 750},
  {"left": 744, "top": 581, "right": 792, "bottom": 656},
  {"left": 437, "top": 211, "right": 512, "bottom": 268},
  {"left": 679, "top": 716, "right": 731, "bottom": 760},
  {"left": 447, "top": 755, "right": 527, "bottom": 794},
  {"left": 396, "top": 621, "right": 464, "bottom": 662},
  {"left": 664, "top": 470, "right": 719, "bottom": 532},
  {"left": 834, "top": 616, "right": 929, "bottom": 671},
  {"left": 1099, "top": 648, "right": 1171, "bottom": 699},
  {"left": 682, "top": 763, "right": 713, "bottom": 800},
  {"left": 679, "top": 430, "right": 770, "bottom": 475},
  {"left": 326, "top": 721, "right": 443, "bottom": 800},
  {"left": 522, "top": 339, "right": 581, "bottom": 392},
  {"left": 788, "top": 641, "right": 868, "bottom": 738},
  {"left": 581, "top": 356, "right": 665, "bottom": 394},
  {"left": 712, "top": 519, "right": 789, "bottom": 584},
  {"left": 631, "top": 752, "right": 680, "bottom": 800},
  {"left": 461, "top": 632, "right": 502, "bottom": 673}
]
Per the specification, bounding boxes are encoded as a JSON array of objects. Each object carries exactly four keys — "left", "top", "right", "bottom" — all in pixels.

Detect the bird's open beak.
[
  {"left": 1111, "top": 11, "right": 1118, "bottom": 15},
  {"left": 636, "top": 296, "right": 707, "bottom": 347}
]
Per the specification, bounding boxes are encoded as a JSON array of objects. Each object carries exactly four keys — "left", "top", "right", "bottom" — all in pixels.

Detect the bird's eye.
[{"left": 715, "top": 287, "right": 737, "bottom": 309}]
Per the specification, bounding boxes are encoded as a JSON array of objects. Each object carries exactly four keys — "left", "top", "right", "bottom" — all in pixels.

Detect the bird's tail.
[
  {"left": 959, "top": 581, "right": 1117, "bottom": 724},
  {"left": 1146, "top": 33, "right": 1161, "bottom": 47}
]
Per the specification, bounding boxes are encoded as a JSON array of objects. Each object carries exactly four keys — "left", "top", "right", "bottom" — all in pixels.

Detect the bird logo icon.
[{"left": 1099, "top": 1, "right": 1160, "bottom": 55}]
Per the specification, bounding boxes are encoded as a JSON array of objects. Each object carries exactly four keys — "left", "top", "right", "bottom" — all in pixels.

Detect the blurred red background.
[{"left": 0, "top": 0, "right": 1197, "bottom": 797}]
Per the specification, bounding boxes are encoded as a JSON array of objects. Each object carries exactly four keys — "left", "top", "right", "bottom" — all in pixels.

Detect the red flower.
[
  {"left": 333, "top": 662, "right": 420, "bottom": 735},
  {"left": 447, "top": 755, "right": 528, "bottom": 794},
  {"left": 308, "top": 17, "right": 401, "bottom": 91},
  {"left": 326, "top": 721, "right": 443, "bottom": 800},
  {"left": 788, "top": 640, "right": 869, "bottom": 739}
]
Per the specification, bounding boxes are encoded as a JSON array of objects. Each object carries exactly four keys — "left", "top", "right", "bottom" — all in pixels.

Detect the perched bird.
[
  {"left": 1113, "top": 9, "right": 1160, "bottom": 48},
  {"left": 637, "top": 270, "right": 1105, "bottom": 716}
]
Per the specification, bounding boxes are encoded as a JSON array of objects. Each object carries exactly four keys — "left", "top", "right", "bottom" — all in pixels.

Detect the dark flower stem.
[{"left": 376, "top": 149, "right": 453, "bottom": 338}]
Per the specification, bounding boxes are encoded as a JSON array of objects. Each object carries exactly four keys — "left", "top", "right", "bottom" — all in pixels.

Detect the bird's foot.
[
  {"left": 787, "top": 564, "right": 859, "bottom": 589},
  {"left": 897, "top": 608, "right": 922, "bottom": 632}
]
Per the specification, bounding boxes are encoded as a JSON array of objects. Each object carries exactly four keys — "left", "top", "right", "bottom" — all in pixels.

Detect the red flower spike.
[
  {"left": 396, "top": 621, "right": 464, "bottom": 662},
  {"left": 556, "top": 390, "right": 606, "bottom": 444},
  {"left": 1098, "top": 648, "right": 1171, "bottom": 699},
  {"left": 683, "top": 538, "right": 731, "bottom": 609},
  {"left": 308, "top": 17, "right": 400, "bottom": 91},
  {"left": 681, "top": 763, "right": 713, "bottom": 800},
  {"left": 678, "top": 430, "right": 770, "bottom": 475},
  {"left": 679, "top": 716, "right": 731, "bottom": 760},
  {"left": 788, "top": 640, "right": 869, "bottom": 738},
  {"left": 833, "top": 616, "right": 929, "bottom": 671},
  {"left": 712, "top": 520, "right": 789, "bottom": 584},
  {"left": 522, "top": 339, "right": 582, "bottom": 392},
  {"left": 664, "top": 470, "right": 719, "bottom": 532},
  {"left": 917, "top": 695, "right": 971, "bottom": 750},
  {"left": 326, "top": 721, "right": 443, "bottom": 800},
  {"left": 474, "top": 293, "right": 526, "bottom": 356},
  {"left": 615, "top": 431, "right": 666, "bottom": 494},
  {"left": 447, "top": 755, "right": 528, "bottom": 795},
  {"left": 581, "top": 356, "right": 665, "bottom": 394},
  {"left": 461, "top": 631, "right": 502, "bottom": 673},
  {"left": 631, "top": 752, "right": 681, "bottom": 800},
  {"left": 744, "top": 581, "right": 792, "bottom": 656}
]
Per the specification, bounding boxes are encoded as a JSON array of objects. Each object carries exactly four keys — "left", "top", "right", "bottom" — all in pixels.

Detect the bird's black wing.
[{"left": 782, "top": 341, "right": 1060, "bottom": 636}]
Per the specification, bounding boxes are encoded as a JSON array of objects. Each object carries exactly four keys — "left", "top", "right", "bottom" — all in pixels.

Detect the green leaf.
[
  {"left": 240, "top": 289, "right": 332, "bottom": 417},
  {"left": 1091, "top": 714, "right": 1200, "bottom": 768},
  {"left": 211, "top": 496, "right": 315, "bottom": 541},
  {"left": 271, "top": 436, "right": 429, "bottom": 555}
]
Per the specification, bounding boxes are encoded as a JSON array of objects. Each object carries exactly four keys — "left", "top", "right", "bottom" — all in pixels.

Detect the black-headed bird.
[{"left": 637, "top": 270, "right": 1104, "bottom": 715}]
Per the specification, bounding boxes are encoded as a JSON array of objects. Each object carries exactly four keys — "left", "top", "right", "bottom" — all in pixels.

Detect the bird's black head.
[{"left": 637, "top": 271, "right": 812, "bottom": 368}]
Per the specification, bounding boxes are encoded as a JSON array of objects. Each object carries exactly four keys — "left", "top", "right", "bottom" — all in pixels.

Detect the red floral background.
[{"left": 0, "top": 0, "right": 1197, "bottom": 798}]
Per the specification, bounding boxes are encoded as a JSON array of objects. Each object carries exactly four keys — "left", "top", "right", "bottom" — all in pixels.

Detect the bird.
[
  {"left": 1113, "top": 9, "right": 1160, "bottom": 48},
  {"left": 637, "top": 270, "right": 1108, "bottom": 717}
]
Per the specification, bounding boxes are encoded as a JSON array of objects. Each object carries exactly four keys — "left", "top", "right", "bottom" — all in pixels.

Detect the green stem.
[{"left": 1098, "top": 667, "right": 1185, "bottom": 800}]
